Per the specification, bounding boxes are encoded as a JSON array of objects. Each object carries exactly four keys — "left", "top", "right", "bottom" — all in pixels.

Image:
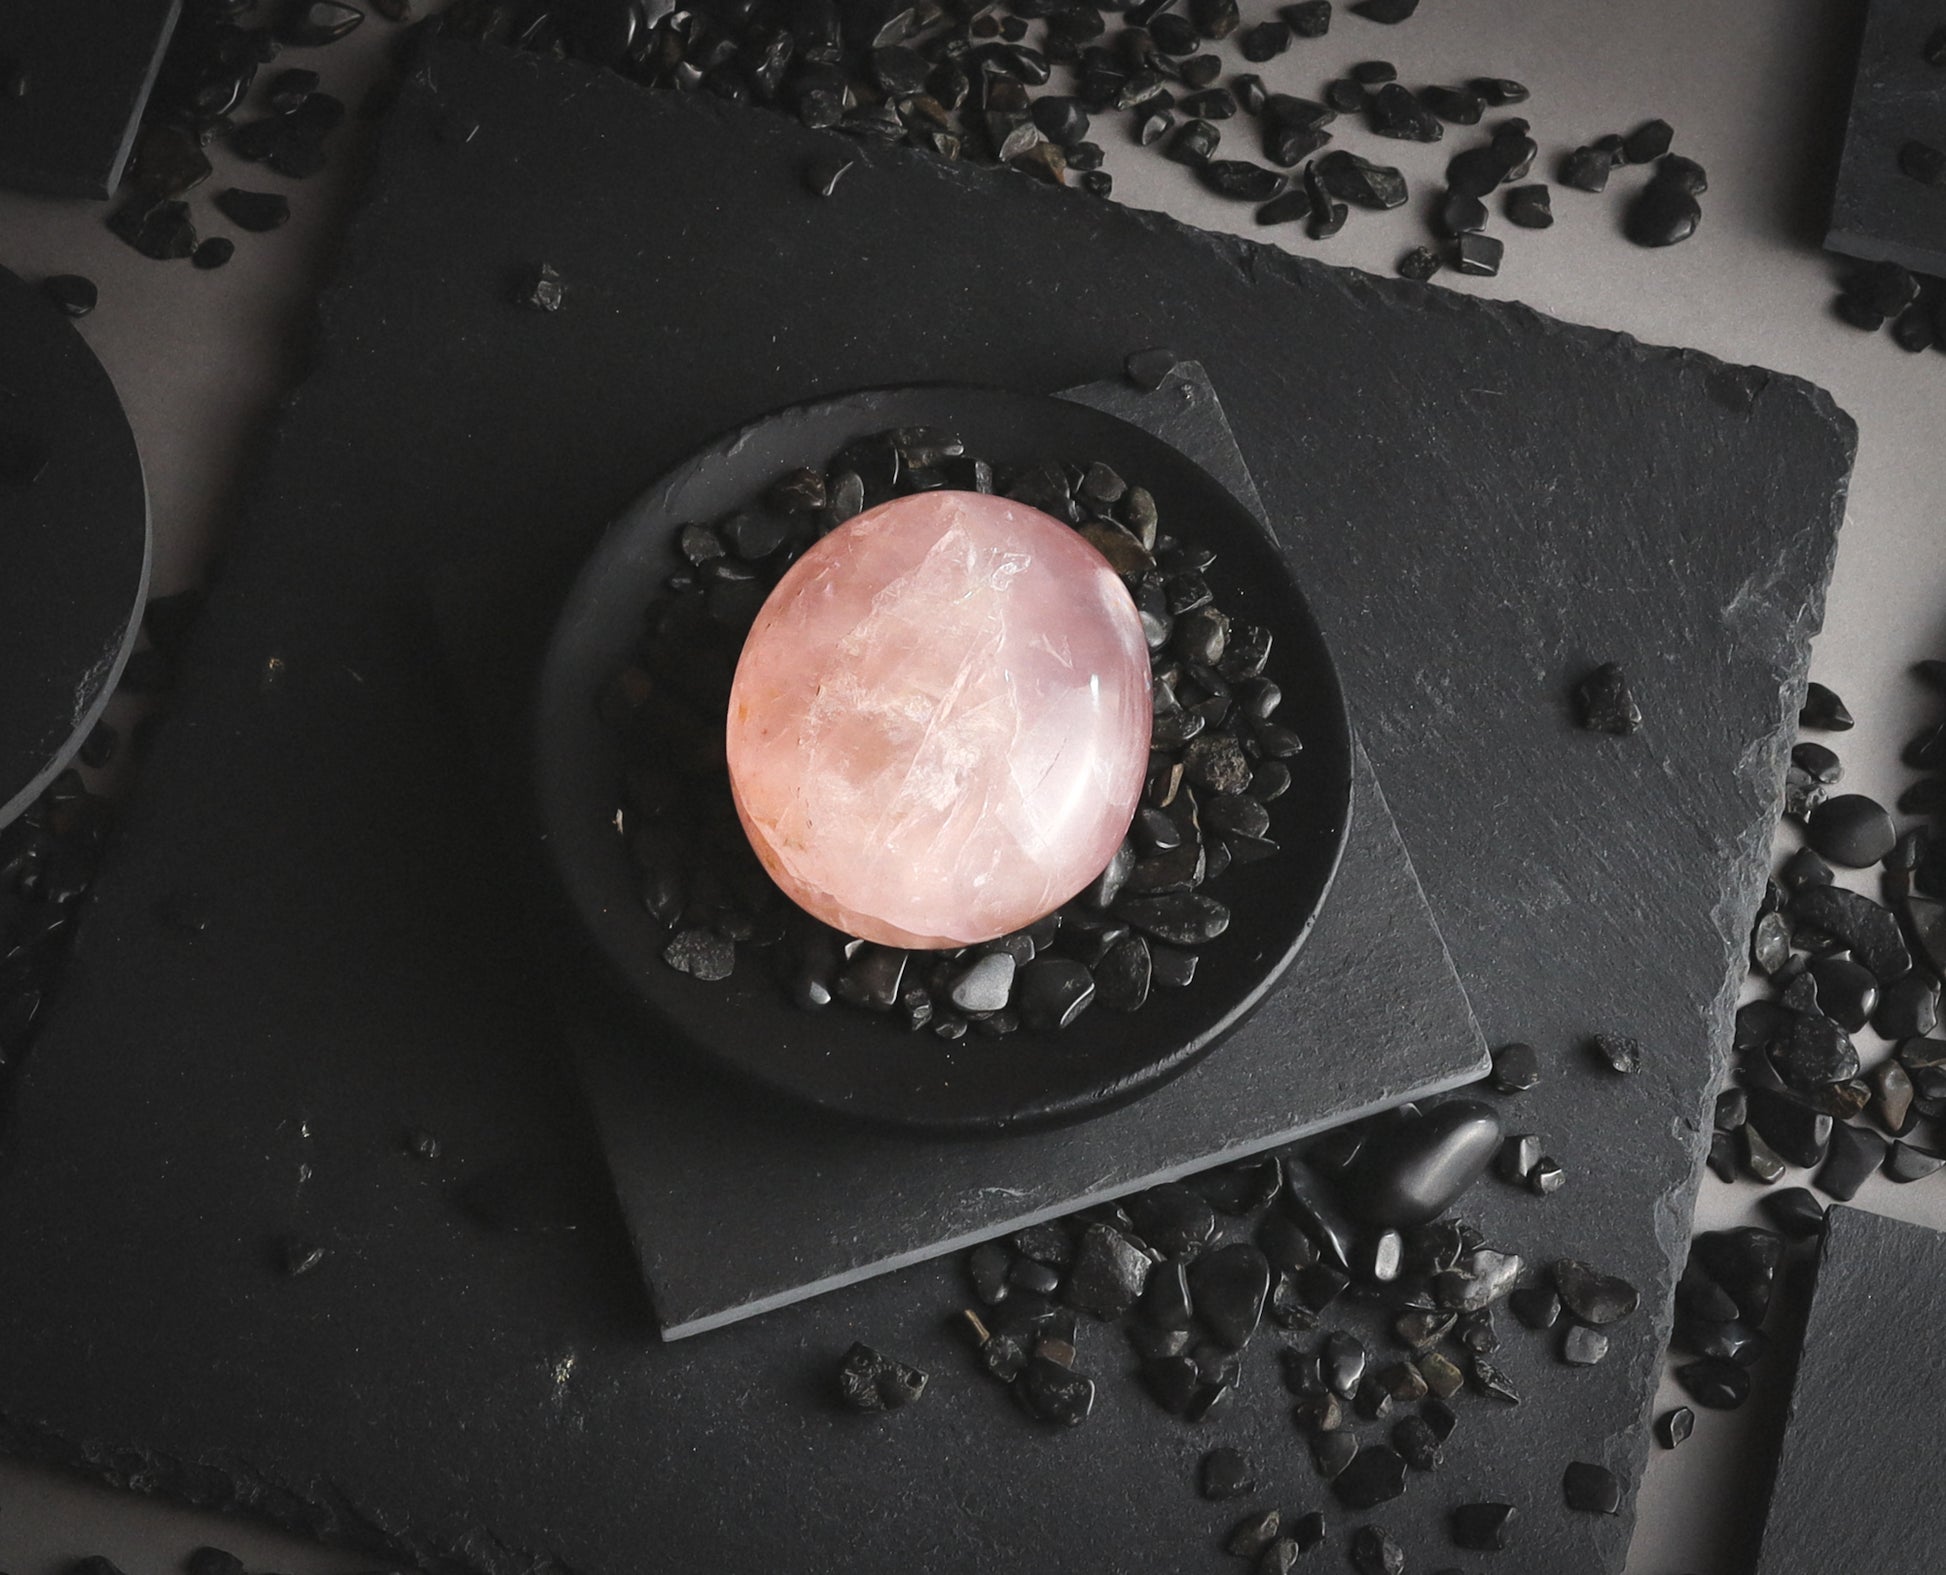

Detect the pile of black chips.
[
  {"left": 603, "top": 418, "right": 1301, "bottom": 1037},
  {"left": 840, "top": 1084, "right": 1651, "bottom": 1567},
  {"left": 1656, "top": 664, "right": 1946, "bottom": 1444},
  {"left": 1833, "top": 259, "right": 1946, "bottom": 357}
]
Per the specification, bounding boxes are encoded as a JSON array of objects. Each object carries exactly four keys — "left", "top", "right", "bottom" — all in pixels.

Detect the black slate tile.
[
  {"left": 1826, "top": 0, "right": 1946, "bottom": 274},
  {"left": 0, "top": 0, "right": 182, "bottom": 197},
  {"left": 0, "top": 39, "right": 1855, "bottom": 1575},
  {"left": 1755, "top": 1208, "right": 1946, "bottom": 1573}
]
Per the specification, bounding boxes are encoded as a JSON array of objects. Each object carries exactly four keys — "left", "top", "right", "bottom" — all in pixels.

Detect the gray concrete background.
[{"left": 1, "top": 1, "right": 1942, "bottom": 1570}]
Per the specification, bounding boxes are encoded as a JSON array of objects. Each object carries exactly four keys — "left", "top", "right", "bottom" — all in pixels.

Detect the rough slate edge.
[
  {"left": 0, "top": 41, "right": 1855, "bottom": 1575},
  {"left": 1825, "top": 0, "right": 1946, "bottom": 274},
  {"left": 1751, "top": 1207, "right": 1946, "bottom": 1575},
  {"left": 0, "top": 0, "right": 182, "bottom": 198},
  {"left": 429, "top": 360, "right": 1486, "bottom": 1338}
]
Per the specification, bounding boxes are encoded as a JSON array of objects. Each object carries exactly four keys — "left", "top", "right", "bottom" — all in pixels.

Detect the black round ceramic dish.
[
  {"left": 535, "top": 385, "right": 1353, "bottom": 1134},
  {"left": 0, "top": 266, "right": 150, "bottom": 826}
]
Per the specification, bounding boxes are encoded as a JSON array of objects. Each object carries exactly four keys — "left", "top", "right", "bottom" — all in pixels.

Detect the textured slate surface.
[
  {"left": 1826, "top": 0, "right": 1946, "bottom": 273},
  {"left": 1755, "top": 1207, "right": 1946, "bottom": 1575},
  {"left": 0, "top": 0, "right": 180, "bottom": 198},
  {"left": 0, "top": 265, "right": 150, "bottom": 826},
  {"left": 0, "top": 39, "right": 1854, "bottom": 1575},
  {"left": 510, "top": 368, "right": 1483, "bottom": 1336}
]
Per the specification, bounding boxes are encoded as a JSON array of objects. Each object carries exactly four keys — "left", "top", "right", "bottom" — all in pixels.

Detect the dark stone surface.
[
  {"left": 0, "top": 0, "right": 181, "bottom": 197},
  {"left": 1755, "top": 1208, "right": 1946, "bottom": 1573},
  {"left": 1827, "top": 0, "right": 1946, "bottom": 274},
  {"left": 0, "top": 41, "right": 1853, "bottom": 1575},
  {"left": 0, "top": 266, "right": 151, "bottom": 826}
]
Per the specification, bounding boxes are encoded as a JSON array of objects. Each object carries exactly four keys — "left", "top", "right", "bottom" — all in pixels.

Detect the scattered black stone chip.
[
  {"left": 1021, "top": 1354, "right": 1095, "bottom": 1424},
  {"left": 1455, "top": 232, "right": 1503, "bottom": 276},
  {"left": 1790, "top": 884, "right": 1910, "bottom": 981},
  {"left": 1800, "top": 681, "right": 1854, "bottom": 730},
  {"left": 1620, "top": 118, "right": 1674, "bottom": 164},
  {"left": 1191, "top": 1242, "right": 1271, "bottom": 1347},
  {"left": 516, "top": 262, "right": 565, "bottom": 312},
  {"left": 1317, "top": 149, "right": 1407, "bottom": 208},
  {"left": 1439, "top": 190, "right": 1487, "bottom": 235},
  {"left": 838, "top": 1341, "right": 927, "bottom": 1412},
  {"left": 1656, "top": 1405, "right": 1696, "bottom": 1449},
  {"left": 1625, "top": 167, "right": 1702, "bottom": 247},
  {"left": 662, "top": 926, "right": 733, "bottom": 981},
  {"left": 1506, "top": 183, "right": 1552, "bottom": 228},
  {"left": 1350, "top": 0, "right": 1418, "bottom": 20},
  {"left": 1332, "top": 1442, "right": 1408, "bottom": 1508},
  {"left": 1451, "top": 1501, "right": 1517, "bottom": 1551},
  {"left": 1325, "top": 79, "right": 1367, "bottom": 114},
  {"left": 1349, "top": 1527, "right": 1405, "bottom": 1575},
  {"left": 1883, "top": 1140, "right": 1946, "bottom": 1183},
  {"left": 1470, "top": 77, "right": 1529, "bottom": 105},
  {"left": 216, "top": 186, "right": 291, "bottom": 232},
  {"left": 1397, "top": 245, "right": 1442, "bottom": 281},
  {"left": 1198, "top": 159, "right": 1286, "bottom": 201},
  {"left": 193, "top": 237, "right": 236, "bottom": 270},
  {"left": 1227, "top": 1509, "right": 1283, "bottom": 1557},
  {"left": 1281, "top": 1, "right": 1333, "bottom": 36},
  {"left": 109, "top": 198, "right": 198, "bottom": 261},
  {"left": 1552, "top": 1259, "right": 1639, "bottom": 1324},
  {"left": 1257, "top": 188, "right": 1315, "bottom": 226},
  {"left": 1351, "top": 60, "right": 1398, "bottom": 85},
  {"left": 1124, "top": 347, "right": 1180, "bottom": 391},
  {"left": 40, "top": 274, "right": 98, "bottom": 317},
  {"left": 1589, "top": 1032, "right": 1641, "bottom": 1074},
  {"left": 1421, "top": 84, "right": 1485, "bottom": 125},
  {"left": 1241, "top": 22, "right": 1292, "bottom": 61},
  {"left": 1489, "top": 1041, "right": 1541, "bottom": 1092},
  {"left": 1561, "top": 146, "right": 1613, "bottom": 193},
  {"left": 1677, "top": 1356, "right": 1750, "bottom": 1409},
  {"left": 1199, "top": 1445, "right": 1255, "bottom": 1499},
  {"left": 1065, "top": 1223, "right": 1153, "bottom": 1318},
  {"left": 1563, "top": 1460, "right": 1623, "bottom": 1514},
  {"left": 1368, "top": 82, "right": 1442, "bottom": 142},
  {"left": 1759, "top": 1186, "right": 1826, "bottom": 1240},
  {"left": 1168, "top": 118, "right": 1221, "bottom": 165}
]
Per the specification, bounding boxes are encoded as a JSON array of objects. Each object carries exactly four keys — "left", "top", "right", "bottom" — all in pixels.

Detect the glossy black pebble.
[
  {"left": 1340, "top": 1099, "right": 1502, "bottom": 1226},
  {"left": 1676, "top": 1357, "right": 1752, "bottom": 1409},
  {"left": 1656, "top": 1405, "right": 1695, "bottom": 1449},
  {"left": 1809, "top": 956, "right": 1878, "bottom": 1033},
  {"left": 1332, "top": 1443, "right": 1408, "bottom": 1508},
  {"left": 1806, "top": 794, "right": 1896, "bottom": 868},
  {"left": 1800, "top": 681, "right": 1854, "bottom": 730},
  {"left": 1490, "top": 1041, "right": 1541, "bottom": 1092},
  {"left": 1552, "top": 1259, "right": 1639, "bottom": 1324},
  {"left": 1621, "top": 118, "right": 1674, "bottom": 163},
  {"left": 1758, "top": 1186, "right": 1826, "bottom": 1239},
  {"left": 1455, "top": 231, "right": 1503, "bottom": 276},
  {"left": 216, "top": 187, "right": 291, "bottom": 232},
  {"left": 1563, "top": 1460, "right": 1623, "bottom": 1514},
  {"left": 1561, "top": 146, "right": 1613, "bottom": 192},
  {"left": 1190, "top": 1242, "right": 1271, "bottom": 1348},
  {"left": 40, "top": 274, "right": 98, "bottom": 317},
  {"left": 1064, "top": 1223, "right": 1152, "bottom": 1317},
  {"left": 1506, "top": 183, "right": 1552, "bottom": 227}
]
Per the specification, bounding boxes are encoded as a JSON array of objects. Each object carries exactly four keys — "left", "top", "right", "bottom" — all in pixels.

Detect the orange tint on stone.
[{"left": 726, "top": 490, "right": 1153, "bottom": 949}]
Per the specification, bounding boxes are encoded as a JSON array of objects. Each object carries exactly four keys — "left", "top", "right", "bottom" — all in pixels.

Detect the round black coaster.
[
  {"left": 0, "top": 266, "right": 149, "bottom": 825},
  {"left": 536, "top": 385, "right": 1352, "bottom": 1133}
]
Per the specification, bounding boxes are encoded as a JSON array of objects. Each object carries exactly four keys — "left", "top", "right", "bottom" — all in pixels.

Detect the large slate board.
[
  {"left": 1754, "top": 1207, "right": 1946, "bottom": 1575},
  {"left": 0, "top": 39, "right": 1853, "bottom": 1575},
  {"left": 472, "top": 367, "right": 1485, "bottom": 1337}
]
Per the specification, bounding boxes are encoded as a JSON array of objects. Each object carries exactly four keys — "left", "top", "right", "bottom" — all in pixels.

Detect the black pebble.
[
  {"left": 1440, "top": 190, "right": 1487, "bottom": 234},
  {"left": 1227, "top": 1510, "right": 1283, "bottom": 1557},
  {"left": 1759, "top": 1186, "right": 1826, "bottom": 1240},
  {"left": 1257, "top": 188, "right": 1315, "bottom": 225},
  {"left": 1349, "top": 1527, "right": 1405, "bottom": 1575},
  {"left": 1199, "top": 1445, "right": 1255, "bottom": 1499},
  {"left": 1281, "top": 0, "right": 1332, "bottom": 35},
  {"left": 1325, "top": 79, "right": 1367, "bottom": 114},
  {"left": 1125, "top": 347, "right": 1180, "bottom": 391},
  {"left": 109, "top": 197, "right": 198, "bottom": 261},
  {"left": 1875, "top": 974, "right": 1940, "bottom": 1039},
  {"left": 1791, "top": 740, "right": 1843, "bottom": 783},
  {"left": 1397, "top": 245, "right": 1442, "bottom": 281},
  {"left": 1350, "top": 0, "right": 1418, "bottom": 19},
  {"left": 1805, "top": 793, "right": 1896, "bottom": 867},
  {"left": 1506, "top": 183, "right": 1552, "bottom": 227},
  {"left": 1241, "top": 21, "right": 1291, "bottom": 60},
  {"left": 1190, "top": 1242, "right": 1271, "bottom": 1347},
  {"left": 1621, "top": 118, "right": 1674, "bottom": 163},
  {"left": 1562, "top": 1460, "right": 1624, "bottom": 1514},
  {"left": 1065, "top": 1222, "right": 1153, "bottom": 1317},
  {"left": 1351, "top": 60, "right": 1398, "bottom": 85},
  {"left": 1332, "top": 1443, "right": 1407, "bottom": 1508},
  {"left": 1368, "top": 83, "right": 1442, "bottom": 142},
  {"left": 1676, "top": 1357, "right": 1750, "bottom": 1409},
  {"left": 216, "top": 186, "right": 291, "bottom": 232},
  {"left": 1800, "top": 681, "right": 1854, "bottom": 730},
  {"left": 1815, "top": 1120, "right": 1886, "bottom": 1201},
  {"left": 1809, "top": 956, "right": 1879, "bottom": 1033},
  {"left": 1489, "top": 1041, "right": 1541, "bottom": 1092},
  {"left": 1422, "top": 84, "right": 1485, "bottom": 124},
  {"left": 1021, "top": 1355, "right": 1095, "bottom": 1424},
  {"left": 1455, "top": 232, "right": 1503, "bottom": 276},
  {"left": 1589, "top": 1032, "right": 1641, "bottom": 1074},
  {"left": 1470, "top": 77, "right": 1529, "bottom": 104},
  {"left": 1883, "top": 1140, "right": 1946, "bottom": 1183},
  {"left": 1625, "top": 177, "right": 1701, "bottom": 248},
  {"left": 1451, "top": 1501, "right": 1517, "bottom": 1550},
  {"left": 1552, "top": 1258, "right": 1639, "bottom": 1324},
  {"left": 663, "top": 926, "right": 733, "bottom": 981},
  {"left": 1561, "top": 145, "right": 1613, "bottom": 192},
  {"left": 838, "top": 1341, "right": 927, "bottom": 1412},
  {"left": 1016, "top": 957, "right": 1096, "bottom": 1028},
  {"left": 1198, "top": 159, "right": 1286, "bottom": 201},
  {"left": 40, "top": 273, "right": 97, "bottom": 317}
]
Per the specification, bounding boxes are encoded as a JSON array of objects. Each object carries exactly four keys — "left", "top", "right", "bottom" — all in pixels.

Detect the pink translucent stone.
[{"left": 726, "top": 489, "right": 1153, "bottom": 949}]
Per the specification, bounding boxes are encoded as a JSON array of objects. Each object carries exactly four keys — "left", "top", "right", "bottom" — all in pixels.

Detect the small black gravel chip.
[
  {"left": 1318, "top": 149, "right": 1407, "bottom": 208},
  {"left": 1506, "top": 183, "right": 1552, "bottom": 228},
  {"left": 1325, "top": 79, "right": 1367, "bottom": 113},
  {"left": 1563, "top": 1460, "right": 1623, "bottom": 1514},
  {"left": 216, "top": 187, "right": 291, "bottom": 232},
  {"left": 1900, "top": 140, "right": 1946, "bottom": 186},
  {"left": 1455, "top": 232, "right": 1503, "bottom": 276},
  {"left": 1624, "top": 178, "right": 1701, "bottom": 248},
  {"left": 1280, "top": 0, "right": 1332, "bottom": 35},
  {"left": 1621, "top": 118, "right": 1674, "bottom": 163},
  {"left": 1351, "top": 60, "right": 1397, "bottom": 85},
  {"left": 109, "top": 197, "right": 198, "bottom": 261},
  {"left": 1451, "top": 1501, "right": 1517, "bottom": 1551},
  {"left": 1350, "top": 0, "right": 1418, "bottom": 19},
  {"left": 1179, "top": 89, "right": 1237, "bottom": 121},
  {"left": 40, "top": 273, "right": 97, "bottom": 317},
  {"left": 1199, "top": 159, "right": 1286, "bottom": 200},
  {"left": 1800, "top": 680, "right": 1854, "bottom": 730},
  {"left": 1227, "top": 1509, "right": 1282, "bottom": 1557},
  {"left": 1368, "top": 82, "right": 1442, "bottom": 141},
  {"left": 1676, "top": 1356, "right": 1752, "bottom": 1409},
  {"left": 838, "top": 1341, "right": 928, "bottom": 1412},
  {"left": 516, "top": 262, "right": 565, "bottom": 312},
  {"left": 1561, "top": 1324, "right": 1608, "bottom": 1366},
  {"left": 1397, "top": 245, "right": 1441, "bottom": 281},
  {"left": 1241, "top": 21, "right": 1292, "bottom": 60},
  {"left": 1422, "top": 84, "right": 1485, "bottom": 124},
  {"left": 1125, "top": 347, "right": 1180, "bottom": 390},
  {"left": 1588, "top": 1032, "right": 1640, "bottom": 1075},
  {"left": 662, "top": 926, "right": 732, "bottom": 981},
  {"left": 1168, "top": 117, "right": 1222, "bottom": 165},
  {"left": 1470, "top": 77, "right": 1529, "bottom": 104},
  {"left": 1560, "top": 146, "right": 1613, "bottom": 193},
  {"left": 1257, "top": 187, "right": 1315, "bottom": 225},
  {"left": 1199, "top": 1444, "right": 1255, "bottom": 1499},
  {"left": 1440, "top": 190, "right": 1487, "bottom": 235},
  {"left": 1552, "top": 1258, "right": 1639, "bottom": 1323},
  {"left": 192, "top": 237, "right": 236, "bottom": 270},
  {"left": 1489, "top": 1041, "right": 1541, "bottom": 1092},
  {"left": 1883, "top": 1140, "right": 1946, "bottom": 1183},
  {"left": 1575, "top": 662, "right": 1641, "bottom": 733}
]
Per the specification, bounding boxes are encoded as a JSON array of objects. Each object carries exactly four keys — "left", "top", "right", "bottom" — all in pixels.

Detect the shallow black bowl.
[{"left": 534, "top": 384, "right": 1353, "bottom": 1134}]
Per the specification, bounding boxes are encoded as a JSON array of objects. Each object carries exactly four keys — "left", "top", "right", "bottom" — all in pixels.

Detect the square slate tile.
[
  {"left": 0, "top": 40, "right": 1854, "bottom": 1575},
  {"left": 0, "top": 0, "right": 181, "bottom": 198},
  {"left": 1754, "top": 1206, "right": 1946, "bottom": 1575}
]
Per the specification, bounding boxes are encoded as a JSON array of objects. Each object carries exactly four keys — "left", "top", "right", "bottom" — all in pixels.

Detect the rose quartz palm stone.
[{"left": 726, "top": 489, "right": 1153, "bottom": 949}]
